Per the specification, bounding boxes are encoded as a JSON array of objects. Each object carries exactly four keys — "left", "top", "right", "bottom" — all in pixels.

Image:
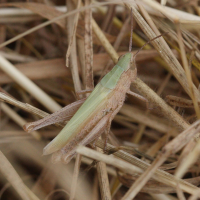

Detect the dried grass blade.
[
  {"left": 126, "top": 2, "right": 200, "bottom": 101},
  {"left": 176, "top": 182, "right": 186, "bottom": 200},
  {"left": 84, "top": 0, "right": 94, "bottom": 90},
  {"left": 69, "top": 154, "right": 82, "bottom": 200},
  {"left": 31, "top": 164, "right": 56, "bottom": 199},
  {"left": 145, "top": 134, "right": 169, "bottom": 158},
  {"left": 132, "top": 61, "right": 188, "bottom": 132},
  {"left": 189, "top": 190, "right": 200, "bottom": 200},
  {"left": 153, "top": 19, "right": 200, "bottom": 72},
  {"left": 0, "top": 151, "right": 40, "bottom": 200},
  {"left": 0, "top": 55, "right": 61, "bottom": 112},
  {"left": 0, "top": 92, "right": 49, "bottom": 118},
  {"left": 77, "top": 144, "right": 199, "bottom": 197},
  {"left": 119, "top": 174, "right": 200, "bottom": 194},
  {"left": 120, "top": 120, "right": 200, "bottom": 199},
  {"left": 0, "top": 51, "right": 36, "bottom": 63},
  {"left": 77, "top": 38, "right": 86, "bottom": 87},
  {"left": 99, "top": 15, "right": 131, "bottom": 80},
  {"left": 138, "top": 0, "right": 200, "bottom": 23},
  {"left": 2, "top": 2, "right": 66, "bottom": 28},
  {"left": 175, "top": 139, "right": 200, "bottom": 179},
  {"left": 92, "top": 19, "right": 118, "bottom": 63},
  {"left": 66, "top": 0, "right": 81, "bottom": 67},
  {"left": 95, "top": 139, "right": 199, "bottom": 194},
  {"left": 176, "top": 24, "right": 200, "bottom": 118},
  {"left": 67, "top": 0, "right": 82, "bottom": 97},
  {"left": 96, "top": 146, "right": 112, "bottom": 200},
  {"left": 101, "top": 5, "right": 116, "bottom": 33},
  {"left": 0, "top": 59, "right": 67, "bottom": 84},
  {"left": 0, "top": 50, "right": 162, "bottom": 84},
  {"left": 1, "top": 102, "right": 41, "bottom": 140},
  {"left": 150, "top": 194, "right": 175, "bottom": 200},
  {"left": 77, "top": 145, "right": 142, "bottom": 175},
  {"left": 120, "top": 104, "right": 175, "bottom": 133},
  {"left": 113, "top": 16, "right": 131, "bottom": 50}
]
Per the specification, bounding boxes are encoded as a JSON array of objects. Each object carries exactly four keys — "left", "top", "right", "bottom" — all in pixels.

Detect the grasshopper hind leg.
[
  {"left": 24, "top": 98, "right": 86, "bottom": 133},
  {"left": 51, "top": 114, "right": 112, "bottom": 164},
  {"left": 103, "top": 103, "right": 125, "bottom": 153},
  {"left": 103, "top": 125, "right": 111, "bottom": 153}
]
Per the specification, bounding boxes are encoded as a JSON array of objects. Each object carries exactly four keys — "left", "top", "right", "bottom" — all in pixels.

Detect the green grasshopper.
[{"left": 23, "top": 34, "right": 163, "bottom": 164}]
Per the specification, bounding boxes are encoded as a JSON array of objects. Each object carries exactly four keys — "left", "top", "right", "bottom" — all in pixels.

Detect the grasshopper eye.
[{"left": 118, "top": 55, "right": 124, "bottom": 61}]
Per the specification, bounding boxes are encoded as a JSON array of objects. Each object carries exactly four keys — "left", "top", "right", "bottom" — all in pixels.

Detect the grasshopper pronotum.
[{"left": 23, "top": 24, "right": 164, "bottom": 164}]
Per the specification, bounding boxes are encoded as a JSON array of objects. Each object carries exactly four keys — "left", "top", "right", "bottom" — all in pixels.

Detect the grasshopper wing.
[{"left": 43, "top": 83, "right": 112, "bottom": 155}]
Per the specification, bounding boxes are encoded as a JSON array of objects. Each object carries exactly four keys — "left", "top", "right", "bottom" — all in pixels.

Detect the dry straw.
[{"left": 1, "top": 0, "right": 200, "bottom": 199}]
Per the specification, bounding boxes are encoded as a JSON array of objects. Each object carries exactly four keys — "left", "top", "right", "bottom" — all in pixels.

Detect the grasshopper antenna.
[
  {"left": 133, "top": 32, "right": 169, "bottom": 59},
  {"left": 129, "top": 8, "right": 133, "bottom": 53}
]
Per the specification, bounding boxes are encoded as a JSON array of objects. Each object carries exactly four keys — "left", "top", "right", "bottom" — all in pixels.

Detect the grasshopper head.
[{"left": 117, "top": 52, "right": 132, "bottom": 71}]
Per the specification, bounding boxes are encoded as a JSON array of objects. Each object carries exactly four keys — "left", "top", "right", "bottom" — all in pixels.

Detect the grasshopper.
[{"left": 23, "top": 33, "right": 164, "bottom": 164}]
